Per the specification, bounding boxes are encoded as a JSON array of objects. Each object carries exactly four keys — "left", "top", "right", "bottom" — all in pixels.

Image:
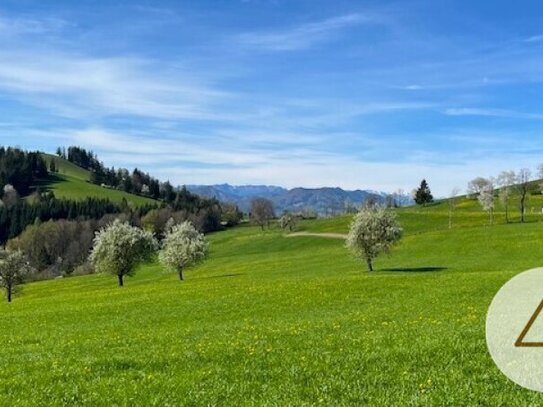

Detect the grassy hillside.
[
  {"left": 40, "top": 154, "right": 156, "bottom": 206},
  {"left": 302, "top": 193, "right": 543, "bottom": 235},
  {"left": 1, "top": 198, "right": 543, "bottom": 404}
]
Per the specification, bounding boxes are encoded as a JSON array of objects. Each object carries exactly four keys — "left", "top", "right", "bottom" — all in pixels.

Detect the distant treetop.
[{"left": 414, "top": 179, "right": 433, "bottom": 205}]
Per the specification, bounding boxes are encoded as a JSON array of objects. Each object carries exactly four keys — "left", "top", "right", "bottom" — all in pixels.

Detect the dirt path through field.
[{"left": 286, "top": 232, "right": 347, "bottom": 239}]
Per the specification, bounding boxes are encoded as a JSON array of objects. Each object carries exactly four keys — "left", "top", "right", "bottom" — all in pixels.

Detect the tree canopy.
[
  {"left": 90, "top": 220, "right": 157, "bottom": 286},
  {"left": 414, "top": 179, "right": 433, "bottom": 205},
  {"left": 159, "top": 221, "right": 208, "bottom": 280},
  {"left": 346, "top": 207, "right": 403, "bottom": 271}
]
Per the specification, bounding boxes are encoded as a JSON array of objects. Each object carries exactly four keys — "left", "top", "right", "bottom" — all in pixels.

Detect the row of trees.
[
  {"left": 1, "top": 218, "right": 209, "bottom": 301},
  {"left": 90, "top": 219, "right": 208, "bottom": 285},
  {"left": 468, "top": 168, "right": 533, "bottom": 224},
  {"left": 2, "top": 203, "right": 404, "bottom": 301},
  {"left": 0, "top": 147, "right": 48, "bottom": 196},
  {"left": 59, "top": 146, "right": 174, "bottom": 202},
  {"left": 4, "top": 198, "right": 237, "bottom": 279},
  {"left": 0, "top": 192, "right": 128, "bottom": 244}
]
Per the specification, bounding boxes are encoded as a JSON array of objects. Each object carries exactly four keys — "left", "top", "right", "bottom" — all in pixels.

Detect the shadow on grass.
[
  {"left": 381, "top": 266, "right": 447, "bottom": 273},
  {"left": 32, "top": 174, "right": 64, "bottom": 193},
  {"left": 197, "top": 273, "right": 245, "bottom": 280}
]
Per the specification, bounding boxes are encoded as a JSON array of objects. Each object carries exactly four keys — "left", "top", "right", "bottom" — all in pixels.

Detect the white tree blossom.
[
  {"left": 89, "top": 220, "right": 157, "bottom": 286},
  {"left": 478, "top": 181, "right": 495, "bottom": 225},
  {"left": 346, "top": 207, "right": 403, "bottom": 272},
  {"left": 279, "top": 213, "right": 297, "bottom": 231},
  {"left": 467, "top": 177, "right": 491, "bottom": 198},
  {"left": 2, "top": 184, "right": 19, "bottom": 208},
  {"left": 159, "top": 221, "right": 208, "bottom": 281},
  {"left": 0, "top": 250, "right": 33, "bottom": 302}
]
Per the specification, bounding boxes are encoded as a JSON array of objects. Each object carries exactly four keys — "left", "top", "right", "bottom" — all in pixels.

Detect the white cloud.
[
  {"left": 22, "top": 126, "right": 535, "bottom": 198},
  {"left": 525, "top": 35, "right": 543, "bottom": 43},
  {"left": 0, "top": 14, "right": 70, "bottom": 35},
  {"left": 444, "top": 107, "right": 543, "bottom": 120},
  {"left": 236, "top": 13, "right": 380, "bottom": 51},
  {"left": 0, "top": 51, "right": 235, "bottom": 120}
]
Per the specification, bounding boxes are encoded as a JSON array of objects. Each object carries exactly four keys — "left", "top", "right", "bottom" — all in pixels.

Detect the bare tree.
[
  {"left": 497, "top": 170, "right": 516, "bottom": 223},
  {"left": 448, "top": 187, "right": 461, "bottom": 229},
  {"left": 517, "top": 168, "right": 532, "bottom": 223},
  {"left": 537, "top": 163, "right": 543, "bottom": 191},
  {"left": 250, "top": 198, "right": 275, "bottom": 230}
]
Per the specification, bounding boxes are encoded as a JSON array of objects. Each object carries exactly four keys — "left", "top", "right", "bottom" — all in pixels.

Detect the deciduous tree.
[
  {"left": 477, "top": 181, "right": 494, "bottom": 225},
  {"left": 0, "top": 250, "right": 32, "bottom": 302},
  {"left": 159, "top": 221, "right": 208, "bottom": 281},
  {"left": 516, "top": 168, "right": 531, "bottom": 223},
  {"left": 250, "top": 198, "right": 275, "bottom": 230},
  {"left": 89, "top": 220, "right": 157, "bottom": 286},
  {"left": 467, "top": 177, "right": 491, "bottom": 198},
  {"left": 346, "top": 207, "right": 403, "bottom": 272},
  {"left": 279, "top": 212, "right": 297, "bottom": 232},
  {"left": 497, "top": 170, "right": 516, "bottom": 223}
]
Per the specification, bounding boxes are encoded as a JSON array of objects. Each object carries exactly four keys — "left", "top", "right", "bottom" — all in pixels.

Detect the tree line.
[
  {"left": 467, "top": 167, "right": 535, "bottom": 225},
  {"left": 0, "top": 192, "right": 128, "bottom": 244},
  {"left": 0, "top": 147, "right": 48, "bottom": 196},
  {"left": 59, "top": 145, "right": 174, "bottom": 201},
  {"left": 2, "top": 217, "right": 209, "bottom": 301}
]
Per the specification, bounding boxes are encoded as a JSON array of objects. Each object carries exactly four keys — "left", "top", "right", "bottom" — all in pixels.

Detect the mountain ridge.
[{"left": 186, "top": 183, "right": 393, "bottom": 214}]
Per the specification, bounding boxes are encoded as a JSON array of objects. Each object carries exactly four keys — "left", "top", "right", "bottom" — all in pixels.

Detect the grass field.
[
  {"left": 39, "top": 154, "right": 156, "bottom": 206},
  {"left": 2, "top": 194, "right": 543, "bottom": 404}
]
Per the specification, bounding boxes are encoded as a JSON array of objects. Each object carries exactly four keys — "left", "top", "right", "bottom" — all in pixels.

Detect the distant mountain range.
[{"left": 186, "top": 184, "right": 403, "bottom": 215}]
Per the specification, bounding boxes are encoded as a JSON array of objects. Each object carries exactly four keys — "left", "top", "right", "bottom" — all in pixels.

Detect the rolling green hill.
[
  {"left": 40, "top": 153, "right": 156, "bottom": 206},
  {"left": 2, "top": 194, "right": 543, "bottom": 404}
]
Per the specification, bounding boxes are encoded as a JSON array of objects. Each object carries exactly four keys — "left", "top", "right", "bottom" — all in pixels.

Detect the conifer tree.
[{"left": 414, "top": 179, "right": 434, "bottom": 205}]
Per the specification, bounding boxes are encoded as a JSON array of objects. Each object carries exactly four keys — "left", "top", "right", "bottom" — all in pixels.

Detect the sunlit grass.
[
  {"left": 39, "top": 153, "right": 156, "bottom": 206},
  {"left": 1, "top": 199, "right": 543, "bottom": 404}
]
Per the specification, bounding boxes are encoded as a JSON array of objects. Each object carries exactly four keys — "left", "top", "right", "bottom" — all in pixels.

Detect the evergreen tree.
[{"left": 414, "top": 179, "right": 433, "bottom": 205}]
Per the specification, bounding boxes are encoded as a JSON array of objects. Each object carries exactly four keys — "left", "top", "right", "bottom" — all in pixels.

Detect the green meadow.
[
  {"left": 39, "top": 154, "right": 156, "bottom": 206},
  {"left": 2, "top": 192, "right": 543, "bottom": 405}
]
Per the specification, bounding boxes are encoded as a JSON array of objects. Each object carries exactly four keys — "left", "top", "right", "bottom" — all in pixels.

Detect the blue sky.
[{"left": 1, "top": 0, "right": 543, "bottom": 196}]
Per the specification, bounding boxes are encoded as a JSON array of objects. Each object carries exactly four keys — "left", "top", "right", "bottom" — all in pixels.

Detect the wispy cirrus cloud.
[
  {"left": 235, "top": 13, "right": 381, "bottom": 51},
  {"left": 0, "top": 13, "right": 70, "bottom": 35},
  {"left": 524, "top": 35, "right": 543, "bottom": 43},
  {"left": 0, "top": 50, "right": 235, "bottom": 121},
  {"left": 444, "top": 107, "right": 543, "bottom": 120}
]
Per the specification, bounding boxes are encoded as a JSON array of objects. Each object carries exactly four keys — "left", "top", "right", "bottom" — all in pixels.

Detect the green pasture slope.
[
  {"left": 40, "top": 154, "right": 156, "bottom": 206},
  {"left": 3, "top": 195, "right": 543, "bottom": 404}
]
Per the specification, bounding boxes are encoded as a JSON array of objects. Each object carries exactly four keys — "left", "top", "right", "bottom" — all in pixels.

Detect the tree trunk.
[
  {"left": 505, "top": 204, "right": 509, "bottom": 223},
  {"left": 366, "top": 258, "right": 373, "bottom": 272},
  {"left": 178, "top": 269, "right": 184, "bottom": 281},
  {"left": 7, "top": 285, "right": 11, "bottom": 303},
  {"left": 521, "top": 193, "right": 527, "bottom": 223},
  {"left": 118, "top": 274, "right": 124, "bottom": 287}
]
